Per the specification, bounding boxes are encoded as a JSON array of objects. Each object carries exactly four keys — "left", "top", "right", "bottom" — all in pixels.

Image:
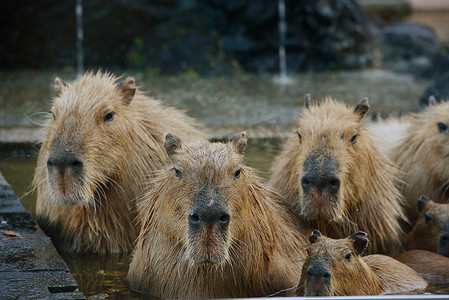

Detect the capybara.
[
  {"left": 390, "top": 98, "right": 449, "bottom": 221},
  {"left": 296, "top": 230, "right": 427, "bottom": 296},
  {"left": 395, "top": 250, "right": 449, "bottom": 284},
  {"left": 126, "top": 133, "right": 311, "bottom": 298},
  {"left": 269, "top": 97, "right": 406, "bottom": 255},
  {"left": 34, "top": 71, "right": 204, "bottom": 253},
  {"left": 405, "top": 195, "right": 449, "bottom": 256}
]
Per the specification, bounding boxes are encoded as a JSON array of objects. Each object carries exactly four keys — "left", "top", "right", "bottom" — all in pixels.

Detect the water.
[{"left": 0, "top": 69, "right": 431, "bottom": 131}]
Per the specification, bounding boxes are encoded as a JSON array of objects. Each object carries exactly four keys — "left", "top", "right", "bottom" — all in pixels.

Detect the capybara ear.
[
  {"left": 116, "top": 77, "right": 136, "bottom": 105},
  {"left": 304, "top": 93, "right": 311, "bottom": 109},
  {"left": 349, "top": 231, "right": 368, "bottom": 255},
  {"left": 54, "top": 77, "right": 68, "bottom": 95},
  {"left": 353, "top": 98, "right": 370, "bottom": 119},
  {"left": 309, "top": 229, "right": 322, "bottom": 244},
  {"left": 232, "top": 132, "right": 247, "bottom": 155},
  {"left": 164, "top": 133, "right": 182, "bottom": 159},
  {"left": 417, "top": 195, "right": 430, "bottom": 213},
  {"left": 428, "top": 95, "right": 436, "bottom": 107}
]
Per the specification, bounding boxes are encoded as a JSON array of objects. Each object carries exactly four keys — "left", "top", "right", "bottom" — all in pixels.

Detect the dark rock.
[
  {"left": 0, "top": 0, "right": 374, "bottom": 73},
  {"left": 0, "top": 169, "right": 85, "bottom": 299},
  {"left": 0, "top": 271, "right": 84, "bottom": 299},
  {"left": 378, "top": 22, "right": 440, "bottom": 77}
]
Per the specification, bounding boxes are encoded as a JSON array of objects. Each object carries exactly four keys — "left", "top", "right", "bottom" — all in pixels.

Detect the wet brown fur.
[
  {"left": 395, "top": 250, "right": 449, "bottom": 284},
  {"left": 391, "top": 101, "right": 449, "bottom": 221},
  {"left": 34, "top": 71, "right": 204, "bottom": 253},
  {"left": 126, "top": 134, "right": 311, "bottom": 298},
  {"left": 406, "top": 197, "right": 449, "bottom": 256},
  {"left": 270, "top": 98, "right": 406, "bottom": 255},
  {"left": 297, "top": 232, "right": 427, "bottom": 296}
]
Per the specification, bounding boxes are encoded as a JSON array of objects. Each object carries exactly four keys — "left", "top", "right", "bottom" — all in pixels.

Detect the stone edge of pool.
[{"left": 0, "top": 170, "right": 85, "bottom": 299}]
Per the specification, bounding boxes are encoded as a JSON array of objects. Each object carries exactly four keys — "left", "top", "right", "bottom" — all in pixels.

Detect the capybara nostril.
[
  {"left": 71, "top": 159, "right": 83, "bottom": 170},
  {"left": 301, "top": 177, "right": 311, "bottom": 192},
  {"left": 306, "top": 270, "right": 312, "bottom": 279},
  {"left": 329, "top": 178, "right": 341, "bottom": 193},
  {"left": 188, "top": 212, "right": 201, "bottom": 226},
  {"left": 46, "top": 154, "right": 83, "bottom": 172},
  {"left": 47, "top": 159, "right": 54, "bottom": 169},
  {"left": 219, "top": 213, "right": 230, "bottom": 226},
  {"left": 323, "top": 272, "right": 331, "bottom": 282}
]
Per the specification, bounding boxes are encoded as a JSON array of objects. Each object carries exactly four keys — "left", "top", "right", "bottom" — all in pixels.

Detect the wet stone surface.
[{"left": 0, "top": 171, "right": 85, "bottom": 299}]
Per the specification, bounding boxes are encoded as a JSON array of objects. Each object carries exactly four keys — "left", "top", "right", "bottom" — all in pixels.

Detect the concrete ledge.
[{"left": 0, "top": 172, "right": 85, "bottom": 299}]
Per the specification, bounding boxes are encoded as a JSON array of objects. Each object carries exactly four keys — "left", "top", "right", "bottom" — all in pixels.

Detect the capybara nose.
[
  {"left": 301, "top": 175, "right": 341, "bottom": 195},
  {"left": 188, "top": 209, "right": 231, "bottom": 227},
  {"left": 47, "top": 154, "right": 83, "bottom": 172},
  {"left": 306, "top": 266, "right": 332, "bottom": 283}
]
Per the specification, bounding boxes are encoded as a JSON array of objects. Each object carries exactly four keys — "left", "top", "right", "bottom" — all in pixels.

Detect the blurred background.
[
  {"left": 1, "top": 0, "right": 449, "bottom": 135},
  {"left": 2, "top": 1, "right": 449, "bottom": 298}
]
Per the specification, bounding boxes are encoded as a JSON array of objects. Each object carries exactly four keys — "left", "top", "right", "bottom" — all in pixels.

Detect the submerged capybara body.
[
  {"left": 127, "top": 133, "right": 311, "bottom": 299},
  {"left": 34, "top": 71, "right": 204, "bottom": 253},
  {"left": 406, "top": 196, "right": 449, "bottom": 256},
  {"left": 390, "top": 100, "right": 449, "bottom": 221},
  {"left": 270, "top": 97, "right": 406, "bottom": 255},
  {"left": 395, "top": 250, "right": 449, "bottom": 284},
  {"left": 297, "top": 230, "right": 427, "bottom": 296}
]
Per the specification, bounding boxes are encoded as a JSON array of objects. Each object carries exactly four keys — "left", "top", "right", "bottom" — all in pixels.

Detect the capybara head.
[
  {"left": 406, "top": 196, "right": 449, "bottom": 257},
  {"left": 158, "top": 132, "right": 253, "bottom": 266},
  {"left": 289, "top": 98, "right": 370, "bottom": 222},
  {"left": 392, "top": 98, "right": 449, "bottom": 210},
  {"left": 270, "top": 96, "right": 405, "bottom": 255},
  {"left": 297, "top": 230, "right": 380, "bottom": 296},
  {"left": 37, "top": 72, "right": 138, "bottom": 206}
]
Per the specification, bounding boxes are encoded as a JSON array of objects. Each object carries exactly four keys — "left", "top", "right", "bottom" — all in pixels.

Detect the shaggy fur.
[
  {"left": 406, "top": 196, "right": 449, "bottom": 256},
  {"left": 269, "top": 98, "right": 406, "bottom": 255},
  {"left": 390, "top": 101, "right": 449, "bottom": 222},
  {"left": 297, "top": 231, "right": 427, "bottom": 296},
  {"left": 34, "top": 71, "right": 204, "bottom": 253},
  {"left": 127, "top": 133, "right": 311, "bottom": 299}
]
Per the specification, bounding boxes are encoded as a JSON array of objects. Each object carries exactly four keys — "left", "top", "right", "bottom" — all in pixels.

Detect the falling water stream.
[{"left": 275, "top": 0, "right": 294, "bottom": 85}]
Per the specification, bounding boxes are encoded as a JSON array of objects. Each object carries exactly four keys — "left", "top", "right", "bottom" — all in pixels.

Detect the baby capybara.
[
  {"left": 270, "top": 97, "right": 406, "bottom": 255},
  {"left": 126, "top": 133, "right": 311, "bottom": 299},
  {"left": 395, "top": 250, "right": 449, "bottom": 284},
  {"left": 297, "top": 230, "right": 427, "bottom": 296},
  {"left": 391, "top": 99, "right": 449, "bottom": 222},
  {"left": 406, "top": 195, "right": 449, "bottom": 256},
  {"left": 34, "top": 71, "right": 204, "bottom": 253}
]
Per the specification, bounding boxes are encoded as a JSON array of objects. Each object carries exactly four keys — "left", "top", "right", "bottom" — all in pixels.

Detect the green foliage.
[{"left": 182, "top": 68, "right": 201, "bottom": 79}]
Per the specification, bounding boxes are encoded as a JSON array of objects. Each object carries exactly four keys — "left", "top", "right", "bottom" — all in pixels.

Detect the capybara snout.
[
  {"left": 305, "top": 260, "right": 332, "bottom": 296},
  {"left": 189, "top": 189, "right": 231, "bottom": 228},
  {"left": 301, "top": 153, "right": 341, "bottom": 197},
  {"left": 188, "top": 188, "right": 231, "bottom": 264}
]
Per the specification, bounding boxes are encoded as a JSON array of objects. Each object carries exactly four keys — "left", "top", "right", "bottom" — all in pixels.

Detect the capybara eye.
[
  {"left": 425, "top": 211, "right": 433, "bottom": 222},
  {"left": 438, "top": 122, "right": 449, "bottom": 133},
  {"left": 48, "top": 111, "right": 55, "bottom": 120},
  {"left": 234, "top": 168, "right": 243, "bottom": 179},
  {"left": 350, "top": 134, "right": 359, "bottom": 145},
  {"left": 104, "top": 111, "right": 116, "bottom": 122},
  {"left": 344, "top": 252, "right": 352, "bottom": 261},
  {"left": 171, "top": 167, "right": 182, "bottom": 179},
  {"left": 296, "top": 131, "right": 302, "bottom": 144}
]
